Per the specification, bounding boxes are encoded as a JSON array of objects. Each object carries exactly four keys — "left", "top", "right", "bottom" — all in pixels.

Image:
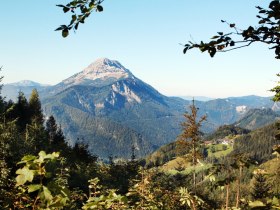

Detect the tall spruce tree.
[
  {"left": 177, "top": 99, "right": 206, "bottom": 198},
  {"left": 46, "top": 115, "right": 69, "bottom": 155},
  {"left": 14, "top": 91, "right": 30, "bottom": 132},
  {"left": 73, "top": 141, "right": 96, "bottom": 164},
  {"left": 25, "top": 90, "right": 47, "bottom": 153},
  {"left": 230, "top": 153, "right": 253, "bottom": 208},
  {"left": 29, "top": 89, "right": 44, "bottom": 125},
  {"left": 251, "top": 171, "right": 270, "bottom": 200},
  {"left": 46, "top": 115, "right": 58, "bottom": 144}
]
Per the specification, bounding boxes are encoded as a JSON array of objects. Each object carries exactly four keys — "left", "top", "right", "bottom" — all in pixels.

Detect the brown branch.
[
  {"left": 220, "top": 41, "right": 255, "bottom": 52},
  {"left": 32, "top": 195, "right": 39, "bottom": 210}
]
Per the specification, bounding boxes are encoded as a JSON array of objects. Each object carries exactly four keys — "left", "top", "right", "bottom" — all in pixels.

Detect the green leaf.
[
  {"left": 97, "top": 5, "right": 103, "bottom": 12},
  {"left": 56, "top": 4, "right": 65, "bottom": 8},
  {"left": 89, "top": 2, "right": 95, "bottom": 9},
  {"left": 39, "top": 151, "right": 47, "bottom": 159},
  {"left": 16, "top": 174, "right": 27, "bottom": 186},
  {"left": 17, "top": 155, "right": 36, "bottom": 164},
  {"left": 28, "top": 184, "right": 41, "bottom": 193},
  {"left": 60, "top": 187, "right": 71, "bottom": 197},
  {"left": 51, "top": 152, "right": 60, "bottom": 158},
  {"left": 22, "top": 155, "right": 36, "bottom": 162},
  {"left": 183, "top": 47, "right": 188, "bottom": 54},
  {"left": 249, "top": 200, "right": 266, "bottom": 207},
  {"left": 40, "top": 186, "right": 53, "bottom": 202},
  {"left": 55, "top": 25, "right": 67, "bottom": 31},
  {"left": 209, "top": 47, "right": 217, "bottom": 57},
  {"left": 186, "top": 199, "right": 191, "bottom": 207},
  {"left": 211, "top": 35, "right": 219, "bottom": 39},
  {"left": 209, "top": 175, "right": 216, "bottom": 182},
  {"left": 49, "top": 196, "right": 69, "bottom": 208},
  {"left": 74, "top": 23, "right": 79, "bottom": 30},
  {"left": 16, "top": 166, "right": 34, "bottom": 185},
  {"left": 63, "top": 7, "right": 70, "bottom": 13},
  {"left": 62, "top": 29, "right": 69, "bottom": 38},
  {"left": 272, "top": 196, "right": 279, "bottom": 205},
  {"left": 219, "top": 186, "right": 225, "bottom": 190},
  {"left": 72, "top": 15, "right": 77, "bottom": 21}
]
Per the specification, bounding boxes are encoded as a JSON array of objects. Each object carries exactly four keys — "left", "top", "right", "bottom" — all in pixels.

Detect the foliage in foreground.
[{"left": 56, "top": 0, "right": 104, "bottom": 37}]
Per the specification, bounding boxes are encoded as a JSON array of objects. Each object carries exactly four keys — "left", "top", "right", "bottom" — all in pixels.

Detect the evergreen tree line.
[{"left": 0, "top": 88, "right": 143, "bottom": 209}]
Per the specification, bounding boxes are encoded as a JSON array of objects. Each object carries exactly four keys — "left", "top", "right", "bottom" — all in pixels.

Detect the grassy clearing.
[
  {"left": 165, "top": 162, "right": 212, "bottom": 175},
  {"left": 160, "top": 156, "right": 189, "bottom": 171},
  {"left": 207, "top": 144, "right": 233, "bottom": 158},
  {"left": 261, "top": 157, "right": 280, "bottom": 173},
  {"left": 159, "top": 143, "right": 233, "bottom": 175},
  {"left": 159, "top": 155, "right": 212, "bottom": 175}
]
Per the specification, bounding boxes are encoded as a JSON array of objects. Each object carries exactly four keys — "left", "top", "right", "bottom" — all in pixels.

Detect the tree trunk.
[
  {"left": 236, "top": 166, "right": 242, "bottom": 208},
  {"left": 225, "top": 184, "right": 229, "bottom": 210},
  {"left": 193, "top": 143, "right": 196, "bottom": 195},
  {"left": 192, "top": 199, "right": 197, "bottom": 210}
]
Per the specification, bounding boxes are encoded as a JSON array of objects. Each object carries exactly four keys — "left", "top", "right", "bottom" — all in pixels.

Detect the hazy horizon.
[{"left": 3, "top": 78, "right": 274, "bottom": 100}]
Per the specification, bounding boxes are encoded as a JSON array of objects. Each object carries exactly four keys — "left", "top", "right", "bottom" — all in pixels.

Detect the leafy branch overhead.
[
  {"left": 184, "top": 1, "right": 280, "bottom": 59},
  {"left": 56, "top": 0, "right": 104, "bottom": 38}
]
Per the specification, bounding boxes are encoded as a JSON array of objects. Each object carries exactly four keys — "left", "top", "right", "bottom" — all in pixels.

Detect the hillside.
[
  {"left": 44, "top": 101, "right": 154, "bottom": 158},
  {"left": 205, "top": 124, "right": 250, "bottom": 141},
  {"left": 234, "top": 108, "right": 280, "bottom": 130},
  {"left": 233, "top": 122, "right": 279, "bottom": 163},
  {"left": 146, "top": 120, "right": 279, "bottom": 172},
  {"left": 144, "top": 142, "right": 180, "bottom": 167}
]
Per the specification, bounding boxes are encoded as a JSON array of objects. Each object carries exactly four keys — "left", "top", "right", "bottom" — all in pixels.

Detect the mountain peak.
[
  {"left": 83, "top": 57, "right": 132, "bottom": 77},
  {"left": 61, "top": 58, "right": 134, "bottom": 87},
  {"left": 89, "top": 57, "right": 121, "bottom": 67}
]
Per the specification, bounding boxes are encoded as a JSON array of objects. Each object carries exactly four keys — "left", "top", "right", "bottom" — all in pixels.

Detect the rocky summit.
[{"left": 61, "top": 58, "right": 133, "bottom": 86}]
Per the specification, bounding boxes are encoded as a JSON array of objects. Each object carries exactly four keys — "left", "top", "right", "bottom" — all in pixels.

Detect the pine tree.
[
  {"left": 251, "top": 171, "right": 270, "bottom": 200},
  {"left": 56, "top": 126, "right": 66, "bottom": 146},
  {"left": 72, "top": 141, "right": 96, "bottom": 164},
  {"left": 46, "top": 115, "right": 69, "bottom": 155},
  {"left": 46, "top": 115, "right": 58, "bottom": 144},
  {"left": 230, "top": 153, "right": 253, "bottom": 208},
  {"left": 14, "top": 91, "right": 30, "bottom": 132},
  {"left": 177, "top": 99, "right": 206, "bottom": 197},
  {"left": 46, "top": 116, "right": 65, "bottom": 145},
  {"left": 29, "top": 89, "right": 44, "bottom": 125},
  {"left": 24, "top": 89, "right": 48, "bottom": 153}
]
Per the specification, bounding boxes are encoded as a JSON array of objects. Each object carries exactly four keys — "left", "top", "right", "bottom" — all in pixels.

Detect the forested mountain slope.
[{"left": 4, "top": 58, "right": 278, "bottom": 158}]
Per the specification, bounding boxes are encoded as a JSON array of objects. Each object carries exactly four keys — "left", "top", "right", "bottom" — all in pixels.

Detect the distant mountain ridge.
[
  {"left": 179, "top": 96, "right": 214, "bottom": 101},
  {"left": 1, "top": 80, "right": 50, "bottom": 101},
  {"left": 7, "top": 80, "right": 49, "bottom": 87},
  {"left": 234, "top": 108, "right": 280, "bottom": 130},
  {"left": 3, "top": 58, "right": 279, "bottom": 158}
]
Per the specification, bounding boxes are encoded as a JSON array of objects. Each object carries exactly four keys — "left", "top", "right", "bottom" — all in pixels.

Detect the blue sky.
[{"left": 0, "top": 0, "right": 278, "bottom": 98}]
